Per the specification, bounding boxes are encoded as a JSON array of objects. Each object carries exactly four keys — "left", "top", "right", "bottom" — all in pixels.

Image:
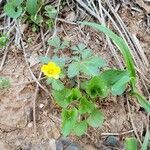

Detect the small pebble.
[
  {"left": 27, "top": 122, "right": 33, "bottom": 128},
  {"left": 39, "top": 104, "right": 44, "bottom": 108},
  {"left": 104, "top": 135, "right": 119, "bottom": 147}
]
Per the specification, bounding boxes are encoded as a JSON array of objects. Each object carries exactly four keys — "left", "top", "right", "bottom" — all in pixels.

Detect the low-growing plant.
[
  {"left": 39, "top": 30, "right": 148, "bottom": 137},
  {"left": 40, "top": 36, "right": 108, "bottom": 136},
  {"left": 3, "top": 0, "right": 57, "bottom": 30},
  {"left": 0, "top": 76, "right": 10, "bottom": 89},
  {"left": 0, "top": 34, "right": 8, "bottom": 47}
]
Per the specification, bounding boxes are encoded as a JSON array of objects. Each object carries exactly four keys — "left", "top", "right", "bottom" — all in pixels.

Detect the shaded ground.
[{"left": 0, "top": 1, "right": 150, "bottom": 149}]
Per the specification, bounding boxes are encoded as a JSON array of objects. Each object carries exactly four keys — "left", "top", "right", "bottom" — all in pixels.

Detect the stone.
[{"left": 104, "top": 136, "right": 119, "bottom": 147}]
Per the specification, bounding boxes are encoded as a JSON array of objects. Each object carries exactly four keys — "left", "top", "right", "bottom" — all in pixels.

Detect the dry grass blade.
[
  {"left": 106, "top": 1, "right": 149, "bottom": 70},
  {"left": 126, "top": 96, "right": 142, "bottom": 146}
]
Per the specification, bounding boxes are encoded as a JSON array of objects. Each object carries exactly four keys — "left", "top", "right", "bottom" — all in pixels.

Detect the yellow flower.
[{"left": 41, "top": 62, "right": 61, "bottom": 79}]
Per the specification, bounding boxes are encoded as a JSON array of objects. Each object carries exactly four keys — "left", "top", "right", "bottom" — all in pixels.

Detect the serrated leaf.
[
  {"left": 26, "top": 0, "right": 40, "bottom": 16},
  {"left": 60, "top": 40, "right": 70, "bottom": 49},
  {"left": 71, "top": 43, "right": 86, "bottom": 51},
  {"left": 45, "top": 5, "right": 57, "bottom": 18},
  {"left": 67, "top": 62, "right": 80, "bottom": 78},
  {"left": 52, "top": 80, "right": 64, "bottom": 91},
  {"left": 125, "top": 138, "right": 137, "bottom": 150},
  {"left": 85, "top": 56, "right": 107, "bottom": 68},
  {"left": 48, "top": 36, "right": 61, "bottom": 49},
  {"left": 62, "top": 108, "right": 78, "bottom": 136},
  {"left": 86, "top": 76, "right": 109, "bottom": 98},
  {"left": 80, "top": 56, "right": 107, "bottom": 76},
  {"left": 100, "top": 69, "right": 129, "bottom": 88},
  {"left": 52, "top": 89, "right": 71, "bottom": 108},
  {"left": 79, "top": 97, "right": 95, "bottom": 114},
  {"left": 73, "top": 121, "right": 87, "bottom": 136},
  {"left": 4, "top": 3, "right": 23, "bottom": 19},
  {"left": 39, "top": 56, "right": 51, "bottom": 64},
  {"left": 52, "top": 55, "right": 68, "bottom": 67},
  {"left": 80, "top": 64, "right": 99, "bottom": 76},
  {"left": 133, "top": 92, "right": 150, "bottom": 113},
  {"left": 111, "top": 74, "right": 130, "bottom": 95},
  {"left": 87, "top": 109, "right": 104, "bottom": 128},
  {"left": 81, "top": 49, "right": 92, "bottom": 59}
]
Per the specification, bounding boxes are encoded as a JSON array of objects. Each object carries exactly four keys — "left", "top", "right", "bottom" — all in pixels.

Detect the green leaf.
[
  {"left": 46, "top": 19, "right": 54, "bottom": 29},
  {"left": 4, "top": 2, "right": 23, "bottom": 19},
  {"left": 81, "top": 49, "right": 92, "bottom": 59},
  {"left": 0, "top": 76, "right": 10, "bottom": 90},
  {"left": 9, "top": 0, "right": 23, "bottom": 5},
  {"left": 52, "top": 55, "right": 68, "bottom": 67},
  {"left": 142, "top": 130, "right": 150, "bottom": 150},
  {"left": 86, "top": 76, "right": 109, "bottom": 98},
  {"left": 80, "top": 64, "right": 99, "bottom": 76},
  {"left": 72, "top": 56, "right": 80, "bottom": 62},
  {"left": 85, "top": 56, "right": 107, "bottom": 68},
  {"left": 26, "top": 0, "right": 40, "bottom": 16},
  {"left": 71, "top": 43, "right": 86, "bottom": 51},
  {"left": 133, "top": 92, "right": 150, "bottom": 113},
  {"left": 30, "top": 14, "right": 43, "bottom": 25},
  {"left": 52, "top": 80, "right": 64, "bottom": 91},
  {"left": 45, "top": 5, "right": 57, "bottom": 18},
  {"left": 73, "top": 121, "right": 87, "bottom": 136},
  {"left": 48, "top": 36, "right": 61, "bottom": 49},
  {"left": 99, "top": 69, "right": 130, "bottom": 95},
  {"left": 80, "top": 81, "right": 88, "bottom": 90},
  {"left": 125, "top": 137, "right": 137, "bottom": 150},
  {"left": 0, "top": 36, "right": 8, "bottom": 47},
  {"left": 79, "top": 97, "right": 95, "bottom": 114},
  {"left": 100, "top": 69, "right": 129, "bottom": 88},
  {"left": 87, "top": 109, "right": 104, "bottom": 128},
  {"left": 70, "top": 88, "right": 82, "bottom": 100},
  {"left": 52, "top": 89, "right": 71, "bottom": 108},
  {"left": 61, "top": 108, "right": 78, "bottom": 136},
  {"left": 80, "top": 22, "right": 136, "bottom": 87},
  {"left": 67, "top": 62, "right": 80, "bottom": 78},
  {"left": 111, "top": 74, "right": 130, "bottom": 95},
  {"left": 39, "top": 56, "right": 51, "bottom": 64},
  {"left": 46, "top": 78, "right": 52, "bottom": 84},
  {"left": 78, "top": 43, "right": 86, "bottom": 51},
  {"left": 66, "top": 88, "right": 82, "bottom": 103},
  {"left": 60, "top": 40, "right": 70, "bottom": 49},
  {"left": 80, "top": 56, "right": 107, "bottom": 76}
]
